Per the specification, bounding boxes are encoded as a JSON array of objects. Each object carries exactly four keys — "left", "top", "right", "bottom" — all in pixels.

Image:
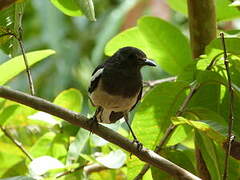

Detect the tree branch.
[
  {"left": 221, "top": 32, "right": 235, "bottom": 180},
  {"left": 0, "top": 86, "right": 201, "bottom": 180}
]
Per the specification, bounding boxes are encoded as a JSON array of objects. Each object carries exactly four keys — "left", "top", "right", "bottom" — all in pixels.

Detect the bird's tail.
[{"left": 96, "top": 108, "right": 124, "bottom": 124}]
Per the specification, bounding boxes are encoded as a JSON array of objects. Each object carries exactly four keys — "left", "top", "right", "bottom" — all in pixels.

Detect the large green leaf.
[
  {"left": 0, "top": 49, "right": 55, "bottom": 85},
  {"left": 30, "top": 132, "right": 56, "bottom": 158},
  {"left": 151, "top": 148, "right": 195, "bottom": 180},
  {"left": 105, "top": 16, "right": 192, "bottom": 75},
  {"left": 0, "top": 105, "right": 19, "bottom": 125},
  {"left": 53, "top": 88, "right": 83, "bottom": 112},
  {"left": 50, "top": 0, "right": 82, "bottom": 16},
  {"left": 206, "top": 37, "right": 240, "bottom": 55},
  {"left": 172, "top": 117, "right": 226, "bottom": 144},
  {"left": 66, "top": 128, "right": 89, "bottom": 165},
  {"left": 195, "top": 131, "right": 221, "bottom": 180}
]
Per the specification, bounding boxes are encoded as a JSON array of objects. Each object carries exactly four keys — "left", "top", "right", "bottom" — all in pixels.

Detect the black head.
[{"left": 113, "top": 46, "right": 156, "bottom": 68}]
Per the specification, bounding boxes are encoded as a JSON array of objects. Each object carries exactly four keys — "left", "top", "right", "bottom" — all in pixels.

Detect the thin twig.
[
  {"left": 143, "top": 77, "right": 177, "bottom": 88},
  {"left": 84, "top": 163, "right": 109, "bottom": 175},
  {"left": 134, "top": 82, "right": 200, "bottom": 180},
  {"left": 0, "top": 31, "right": 35, "bottom": 95},
  {"left": 0, "top": 86, "right": 201, "bottom": 180},
  {"left": 221, "top": 32, "right": 235, "bottom": 180},
  {"left": 0, "top": 125, "right": 33, "bottom": 161},
  {"left": 56, "top": 164, "right": 86, "bottom": 178}
]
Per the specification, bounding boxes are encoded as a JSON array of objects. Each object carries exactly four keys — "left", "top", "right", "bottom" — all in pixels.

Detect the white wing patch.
[{"left": 91, "top": 68, "right": 104, "bottom": 82}]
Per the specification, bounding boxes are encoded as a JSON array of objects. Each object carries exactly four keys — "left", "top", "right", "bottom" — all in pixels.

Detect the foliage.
[{"left": 0, "top": 0, "right": 240, "bottom": 179}]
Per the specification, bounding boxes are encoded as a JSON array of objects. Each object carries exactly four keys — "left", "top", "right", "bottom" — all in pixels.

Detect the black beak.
[{"left": 143, "top": 59, "right": 157, "bottom": 67}]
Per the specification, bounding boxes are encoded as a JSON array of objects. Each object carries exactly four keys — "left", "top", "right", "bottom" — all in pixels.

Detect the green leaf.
[
  {"left": 133, "top": 82, "right": 188, "bottom": 149},
  {"left": 206, "top": 37, "right": 240, "bottom": 55},
  {"left": 0, "top": 105, "right": 19, "bottom": 125},
  {"left": 166, "top": 125, "right": 192, "bottom": 147},
  {"left": 53, "top": 88, "right": 83, "bottom": 112},
  {"left": 216, "top": 0, "right": 240, "bottom": 21},
  {"left": 172, "top": 117, "right": 226, "bottom": 143},
  {"left": 105, "top": 16, "right": 192, "bottom": 75},
  {"left": 77, "top": 0, "right": 96, "bottom": 21},
  {"left": 151, "top": 148, "right": 195, "bottom": 180},
  {"left": 166, "top": 0, "right": 188, "bottom": 15},
  {"left": 195, "top": 131, "right": 221, "bottom": 179},
  {"left": 0, "top": 49, "right": 55, "bottom": 85},
  {"left": 66, "top": 128, "right": 89, "bottom": 165},
  {"left": 30, "top": 132, "right": 56, "bottom": 158},
  {"left": 50, "top": 0, "right": 82, "bottom": 16}
]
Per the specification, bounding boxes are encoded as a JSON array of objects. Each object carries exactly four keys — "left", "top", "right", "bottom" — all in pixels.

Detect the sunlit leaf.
[
  {"left": 105, "top": 16, "right": 192, "bottom": 75},
  {"left": 50, "top": 0, "right": 82, "bottom": 16},
  {"left": 0, "top": 49, "right": 55, "bottom": 85},
  {"left": 66, "top": 128, "right": 89, "bottom": 165},
  {"left": 206, "top": 37, "right": 240, "bottom": 55},
  {"left": 172, "top": 117, "right": 226, "bottom": 143},
  {"left": 53, "top": 88, "right": 83, "bottom": 112},
  {"left": 0, "top": 104, "right": 19, "bottom": 125},
  {"left": 77, "top": 0, "right": 96, "bottom": 21}
]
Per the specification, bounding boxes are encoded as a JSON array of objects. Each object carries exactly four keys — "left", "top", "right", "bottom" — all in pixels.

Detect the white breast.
[{"left": 90, "top": 79, "right": 139, "bottom": 112}]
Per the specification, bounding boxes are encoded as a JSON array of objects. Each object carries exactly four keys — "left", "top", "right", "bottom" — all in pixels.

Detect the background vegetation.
[{"left": 0, "top": 0, "right": 240, "bottom": 179}]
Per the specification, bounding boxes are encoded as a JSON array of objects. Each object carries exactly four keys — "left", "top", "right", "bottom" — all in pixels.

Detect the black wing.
[
  {"left": 130, "top": 85, "right": 143, "bottom": 111},
  {"left": 88, "top": 64, "right": 104, "bottom": 93}
]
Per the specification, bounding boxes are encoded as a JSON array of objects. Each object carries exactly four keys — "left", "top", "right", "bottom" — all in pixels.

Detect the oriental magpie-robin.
[{"left": 88, "top": 46, "right": 156, "bottom": 149}]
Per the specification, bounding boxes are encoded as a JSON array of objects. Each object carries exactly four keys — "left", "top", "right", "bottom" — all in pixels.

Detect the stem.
[
  {"left": 221, "top": 32, "right": 234, "bottom": 180},
  {"left": 0, "top": 86, "right": 201, "bottom": 180},
  {"left": 0, "top": 125, "right": 33, "bottom": 161},
  {"left": 0, "top": 32, "right": 35, "bottom": 95}
]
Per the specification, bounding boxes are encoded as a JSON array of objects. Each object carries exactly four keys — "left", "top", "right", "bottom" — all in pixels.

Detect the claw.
[
  {"left": 132, "top": 139, "right": 143, "bottom": 151},
  {"left": 89, "top": 116, "right": 98, "bottom": 135}
]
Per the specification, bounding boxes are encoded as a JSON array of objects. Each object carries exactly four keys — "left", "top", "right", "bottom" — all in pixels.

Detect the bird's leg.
[
  {"left": 124, "top": 112, "right": 143, "bottom": 151},
  {"left": 89, "top": 107, "right": 102, "bottom": 134}
]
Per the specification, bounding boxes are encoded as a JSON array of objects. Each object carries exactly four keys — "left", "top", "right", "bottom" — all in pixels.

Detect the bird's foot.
[
  {"left": 88, "top": 116, "right": 98, "bottom": 135},
  {"left": 132, "top": 139, "right": 143, "bottom": 151}
]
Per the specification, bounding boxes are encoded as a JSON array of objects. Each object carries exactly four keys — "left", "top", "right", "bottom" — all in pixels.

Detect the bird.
[{"left": 88, "top": 46, "right": 156, "bottom": 149}]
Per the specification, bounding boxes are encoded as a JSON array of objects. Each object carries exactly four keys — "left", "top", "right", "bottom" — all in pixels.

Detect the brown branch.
[
  {"left": 0, "top": 125, "right": 33, "bottom": 161},
  {"left": 221, "top": 32, "right": 235, "bottom": 180},
  {"left": 187, "top": 0, "right": 217, "bottom": 58},
  {"left": 0, "top": 32, "right": 35, "bottom": 95},
  {"left": 0, "top": 86, "right": 201, "bottom": 180}
]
